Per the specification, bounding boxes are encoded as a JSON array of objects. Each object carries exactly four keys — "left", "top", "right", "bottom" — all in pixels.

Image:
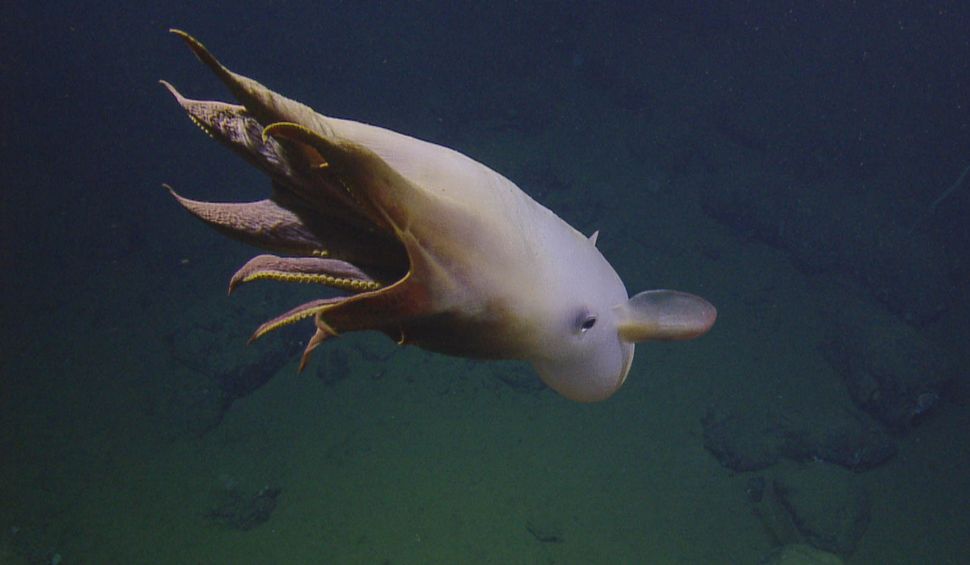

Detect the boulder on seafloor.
[
  {"left": 701, "top": 408, "right": 783, "bottom": 472},
  {"left": 160, "top": 314, "right": 304, "bottom": 436},
  {"left": 813, "top": 275, "right": 952, "bottom": 432},
  {"left": 760, "top": 543, "right": 844, "bottom": 565},
  {"left": 778, "top": 409, "right": 897, "bottom": 471},
  {"left": 701, "top": 170, "right": 954, "bottom": 325},
  {"left": 702, "top": 404, "right": 895, "bottom": 473},
  {"left": 205, "top": 483, "right": 282, "bottom": 531},
  {"left": 772, "top": 464, "right": 870, "bottom": 556}
]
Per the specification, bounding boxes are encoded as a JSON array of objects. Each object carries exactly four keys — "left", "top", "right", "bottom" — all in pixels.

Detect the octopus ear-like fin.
[{"left": 615, "top": 290, "right": 717, "bottom": 342}]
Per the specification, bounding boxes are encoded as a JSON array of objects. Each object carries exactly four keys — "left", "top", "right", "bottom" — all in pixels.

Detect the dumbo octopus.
[{"left": 163, "top": 30, "right": 716, "bottom": 402}]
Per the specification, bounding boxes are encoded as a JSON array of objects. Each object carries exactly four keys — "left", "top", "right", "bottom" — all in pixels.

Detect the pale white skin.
[
  {"left": 322, "top": 116, "right": 713, "bottom": 402},
  {"left": 168, "top": 31, "right": 716, "bottom": 402}
]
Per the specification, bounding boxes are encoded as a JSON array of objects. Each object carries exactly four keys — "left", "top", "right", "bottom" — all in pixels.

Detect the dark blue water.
[{"left": 2, "top": 2, "right": 968, "bottom": 563}]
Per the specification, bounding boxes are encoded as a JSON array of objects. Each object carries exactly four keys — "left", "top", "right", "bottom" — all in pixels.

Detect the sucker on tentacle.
[
  {"left": 248, "top": 297, "right": 346, "bottom": 343},
  {"left": 229, "top": 254, "right": 383, "bottom": 294}
]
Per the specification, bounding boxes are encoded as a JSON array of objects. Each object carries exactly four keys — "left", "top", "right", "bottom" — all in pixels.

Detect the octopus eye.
[{"left": 580, "top": 315, "right": 597, "bottom": 333}]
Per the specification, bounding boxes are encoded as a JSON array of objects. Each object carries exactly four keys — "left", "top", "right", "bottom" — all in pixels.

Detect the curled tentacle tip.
[
  {"left": 261, "top": 123, "right": 282, "bottom": 142},
  {"left": 158, "top": 80, "right": 183, "bottom": 100},
  {"left": 262, "top": 122, "right": 304, "bottom": 143},
  {"left": 247, "top": 327, "right": 267, "bottom": 345},
  {"left": 169, "top": 29, "right": 198, "bottom": 46}
]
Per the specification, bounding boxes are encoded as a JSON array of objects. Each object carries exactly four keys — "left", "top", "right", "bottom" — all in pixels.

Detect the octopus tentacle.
[
  {"left": 249, "top": 297, "right": 345, "bottom": 343},
  {"left": 299, "top": 323, "right": 338, "bottom": 371},
  {"left": 262, "top": 122, "right": 394, "bottom": 234},
  {"left": 166, "top": 185, "right": 407, "bottom": 274},
  {"left": 228, "top": 254, "right": 383, "bottom": 294},
  {"left": 165, "top": 30, "right": 440, "bottom": 371},
  {"left": 162, "top": 79, "right": 382, "bottom": 235},
  {"left": 165, "top": 186, "right": 328, "bottom": 255}
]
